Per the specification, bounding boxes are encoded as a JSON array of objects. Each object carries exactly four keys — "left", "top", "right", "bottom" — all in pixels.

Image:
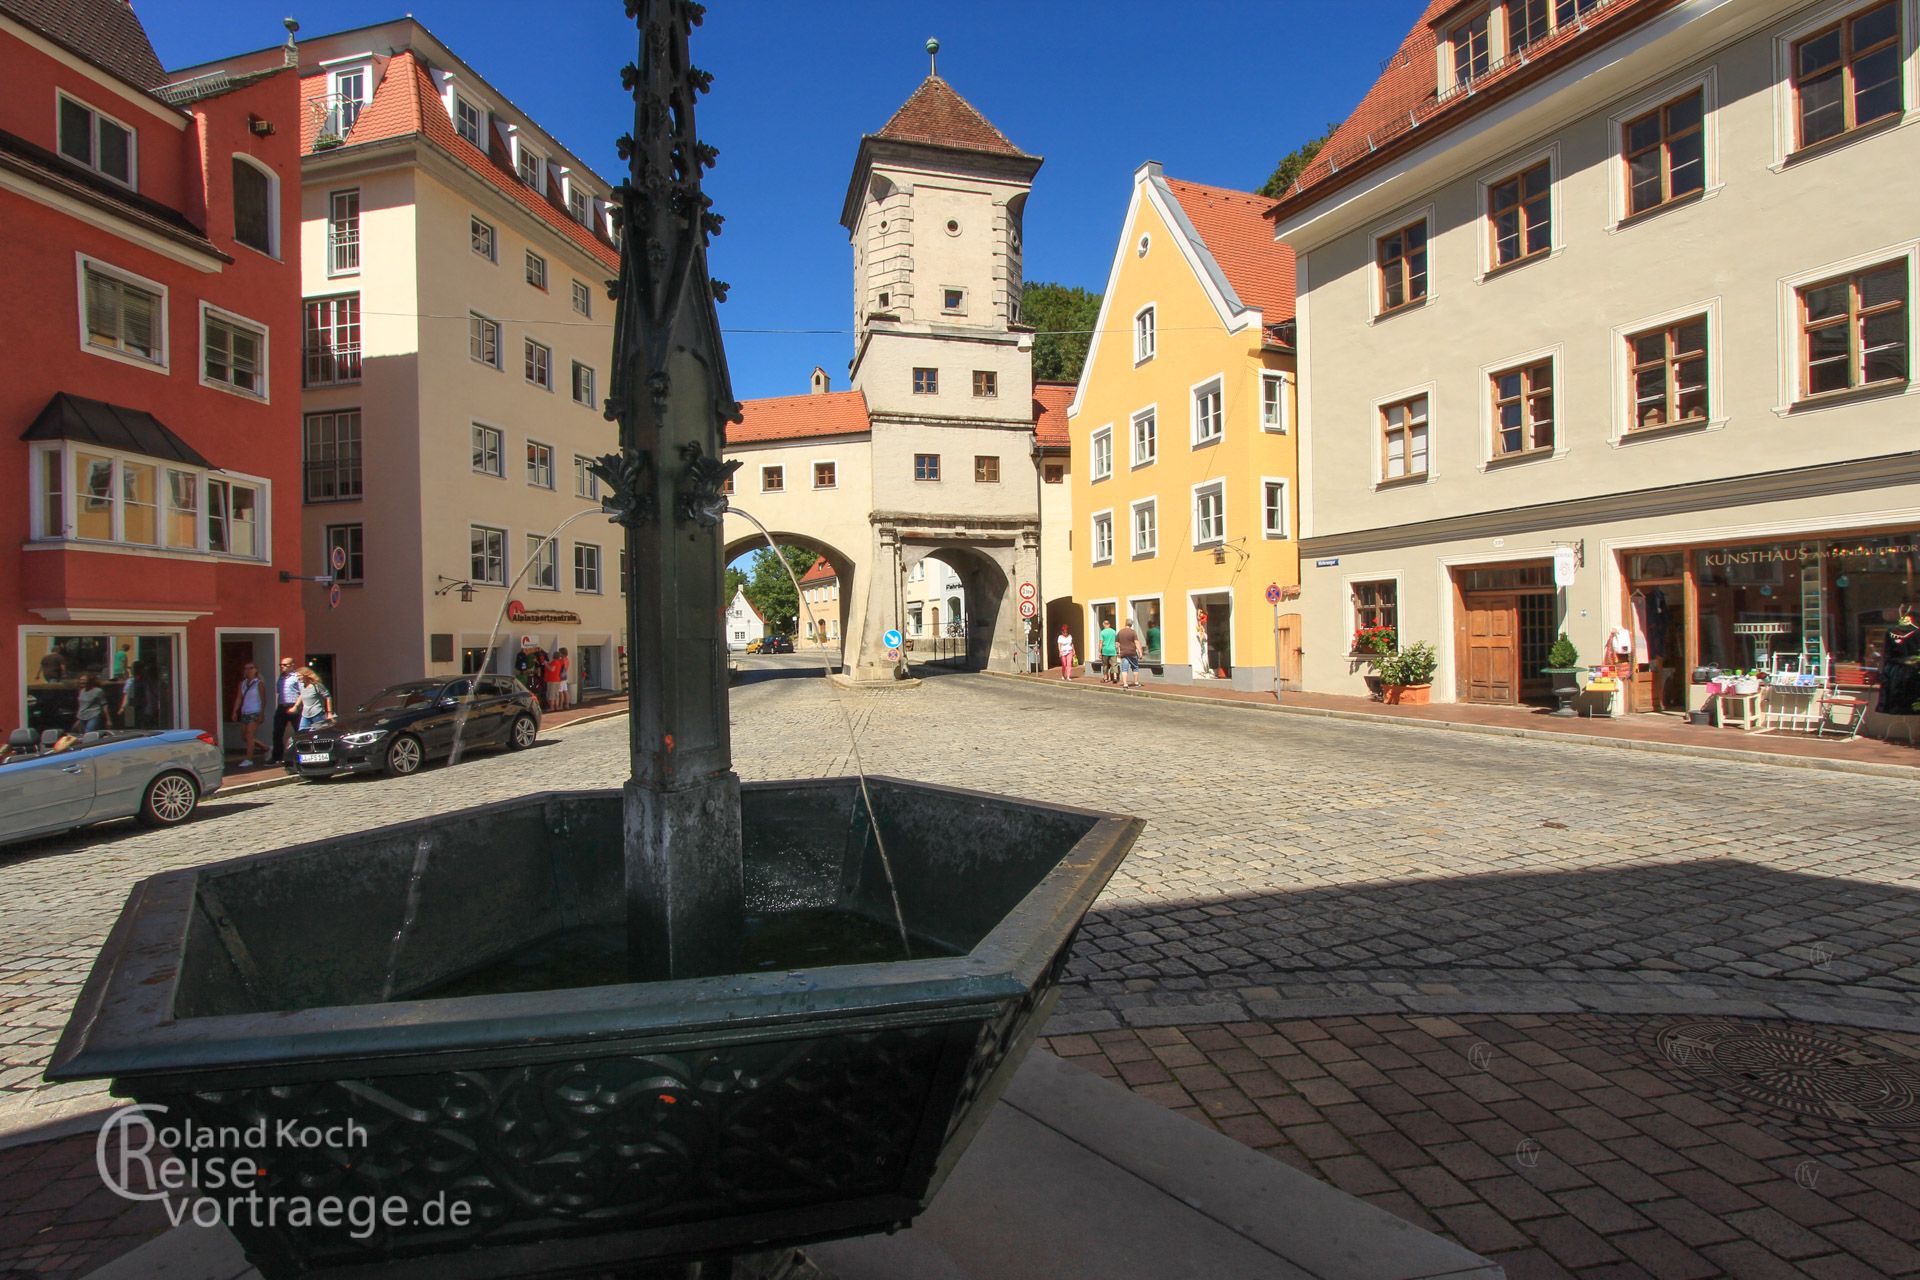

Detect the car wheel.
[
  {"left": 138, "top": 771, "right": 199, "bottom": 827},
  {"left": 385, "top": 734, "right": 424, "bottom": 776},
  {"left": 506, "top": 714, "right": 537, "bottom": 751}
]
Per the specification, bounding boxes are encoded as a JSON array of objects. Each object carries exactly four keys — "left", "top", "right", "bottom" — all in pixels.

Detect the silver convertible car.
[{"left": 0, "top": 728, "right": 223, "bottom": 847}]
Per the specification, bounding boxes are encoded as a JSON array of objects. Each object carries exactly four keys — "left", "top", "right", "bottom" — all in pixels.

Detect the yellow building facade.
[{"left": 1068, "top": 163, "right": 1299, "bottom": 689}]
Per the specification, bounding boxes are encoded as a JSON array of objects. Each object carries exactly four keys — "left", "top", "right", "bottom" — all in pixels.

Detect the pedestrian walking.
[
  {"left": 1116, "top": 618, "right": 1144, "bottom": 689},
  {"left": 73, "top": 674, "right": 106, "bottom": 734},
  {"left": 547, "top": 647, "right": 571, "bottom": 712},
  {"left": 1056, "top": 625, "right": 1077, "bottom": 680},
  {"left": 515, "top": 639, "right": 547, "bottom": 710},
  {"left": 271, "top": 657, "right": 301, "bottom": 763},
  {"left": 295, "top": 667, "right": 334, "bottom": 731},
  {"left": 229, "top": 662, "right": 269, "bottom": 768},
  {"left": 118, "top": 663, "right": 145, "bottom": 727},
  {"left": 1099, "top": 618, "right": 1119, "bottom": 684}
]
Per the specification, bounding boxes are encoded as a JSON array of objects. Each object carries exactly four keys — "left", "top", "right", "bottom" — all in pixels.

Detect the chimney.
[{"left": 809, "top": 366, "right": 830, "bottom": 395}]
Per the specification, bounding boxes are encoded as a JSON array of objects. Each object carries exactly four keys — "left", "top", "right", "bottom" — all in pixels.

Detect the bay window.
[{"left": 31, "top": 441, "right": 267, "bottom": 558}]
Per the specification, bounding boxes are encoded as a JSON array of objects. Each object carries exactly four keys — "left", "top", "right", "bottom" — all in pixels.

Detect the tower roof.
[{"left": 874, "top": 75, "right": 1030, "bottom": 158}]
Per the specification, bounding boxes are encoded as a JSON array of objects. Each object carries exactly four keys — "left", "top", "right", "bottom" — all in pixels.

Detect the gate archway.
[
  {"left": 900, "top": 543, "right": 1013, "bottom": 672},
  {"left": 721, "top": 531, "right": 858, "bottom": 658}
]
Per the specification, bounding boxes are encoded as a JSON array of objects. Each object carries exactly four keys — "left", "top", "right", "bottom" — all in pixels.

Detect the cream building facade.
[
  {"left": 1276, "top": 0, "right": 1920, "bottom": 727},
  {"left": 179, "top": 19, "right": 623, "bottom": 702}
]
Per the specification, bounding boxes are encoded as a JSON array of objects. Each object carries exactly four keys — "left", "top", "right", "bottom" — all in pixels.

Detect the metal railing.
[
  {"left": 304, "top": 341, "right": 362, "bottom": 387},
  {"left": 309, "top": 93, "right": 362, "bottom": 149}
]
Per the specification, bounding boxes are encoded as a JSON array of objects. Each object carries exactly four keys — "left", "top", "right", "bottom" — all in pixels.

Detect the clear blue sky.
[{"left": 143, "top": 1, "right": 1423, "bottom": 401}]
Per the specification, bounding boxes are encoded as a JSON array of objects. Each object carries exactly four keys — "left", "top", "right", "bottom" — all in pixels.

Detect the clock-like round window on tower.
[{"left": 945, "top": 219, "right": 961, "bottom": 236}]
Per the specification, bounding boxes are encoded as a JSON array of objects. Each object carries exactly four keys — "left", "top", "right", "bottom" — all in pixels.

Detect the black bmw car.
[{"left": 288, "top": 676, "right": 540, "bottom": 779}]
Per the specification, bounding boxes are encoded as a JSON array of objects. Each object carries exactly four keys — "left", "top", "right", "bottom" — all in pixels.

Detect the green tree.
[
  {"left": 743, "top": 545, "right": 819, "bottom": 636},
  {"left": 724, "top": 566, "right": 748, "bottom": 600},
  {"left": 1258, "top": 124, "right": 1337, "bottom": 199},
  {"left": 1022, "top": 281, "right": 1102, "bottom": 383}
]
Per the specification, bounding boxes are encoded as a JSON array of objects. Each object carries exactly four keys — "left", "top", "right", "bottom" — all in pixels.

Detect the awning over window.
[{"left": 21, "top": 393, "right": 213, "bottom": 468}]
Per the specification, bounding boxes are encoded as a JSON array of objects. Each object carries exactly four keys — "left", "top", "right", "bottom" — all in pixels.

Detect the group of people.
[
  {"left": 45, "top": 645, "right": 166, "bottom": 734},
  {"left": 224, "top": 658, "right": 335, "bottom": 769},
  {"left": 1055, "top": 619, "right": 1148, "bottom": 689},
  {"left": 515, "top": 643, "right": 571, "bottom": 713}
]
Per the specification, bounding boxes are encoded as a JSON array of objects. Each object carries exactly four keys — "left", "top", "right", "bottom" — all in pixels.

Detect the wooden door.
[
  {"left": 1464, "top": 593, "right": 1519, "bottom": 704},
  {"left": 1276, "top": 613, "right": 1302, "bottom": 691}
]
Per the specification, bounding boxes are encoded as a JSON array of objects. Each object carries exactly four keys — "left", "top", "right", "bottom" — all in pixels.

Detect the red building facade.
[{"left": 1, "top": 2, "right": 304, "bottom": 743}]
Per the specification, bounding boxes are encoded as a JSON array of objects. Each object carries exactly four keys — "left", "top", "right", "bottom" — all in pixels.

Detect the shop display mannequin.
[{"left": 1879, "top": 605, "right": 1920, "bottom": 716}]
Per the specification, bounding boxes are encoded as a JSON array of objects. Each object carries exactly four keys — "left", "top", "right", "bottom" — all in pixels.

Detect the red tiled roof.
[
  {"left": 1163, "top": 177, "right": 1296, "bottom": 323},
  {"left": 800, "top": 556, "right": 836, "bottom": 584},
  {"left": 1274, "top": 0, "right": 1669, "bottom": 216},
  {"left": 1033, "top": 381, "right": 1074, "bottom": 450},
  {"left": 875, "top": 75, "right": 1028, "bottom": 157},
  {"left": 1, "top": 0, "right": 166, "bottom": 91},
  {"left": 726, "top": 390, "right": 870, "bottom": 447},
  {"left": 300, "top": 52, "right": 619, "bottom": 273}
]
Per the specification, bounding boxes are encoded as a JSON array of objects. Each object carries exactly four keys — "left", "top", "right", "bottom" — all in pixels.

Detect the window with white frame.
[
  {"left": 30, "top": 443, "right": 267, "bottom": 559},
  {"left": 453, "top": 95, "right": 485, "bottom": 148},
  {"left": 1192, "top": 378, "right": 1223, "bottom": 446},
  {"left": 81, "top": 260, "right": 164, "bottom": 367},
  {"left": 327, "top": 68, "right": 367, "bottom": 138},
  {"left": 472, "top": 424, "right": 503, "bottom": 476},
  {"left": 202, "top": 309, "right": 266, "bottom": 398},
  {"left": 1131, "top": 408, "right": 1156, "bottom": 466},
  {"left": 57, "top": 94, "right": 134, "bottom": 186},
  {"left": 327, "top": 189, "right": 360, "bottom": 275},
  {"left": 574, "top": 543, "right": 602, "bottom": 593},
  {"left": 231, "top": 157, "right": 275, "bottom": 256},
  {"left": 516, "top": 145, "right": 544, "bottom": 191},
  {"left": 471, "top": 525, "right": 506, "bottom": 585},
  {"left": 568, "top": 186, "right": 592, "bottom": 225},
  {"left": 1261, "top": 372, "right": 1289, "bottom": 432},
  {"left": 525, "top": 338, "right": 552, "bottom": 389},
  {"left": 525, "top": 250, "right": 547, "bottom": 290},
  {"left": 571, "top": 361, "right": 595, "bottom": 407},
  {"left": 571, "top": 279, "right": 592, "bottom": 317},
  {"left": 469, "top": 313, "right": 501, "bottom": 367},
  {"left": 304, "top": 295, "right": 361, "bottom": 386},
  {"left": 1134, "top": 306, "right": 1156, "bottom": 362},
  {"left": 1091, "top": 426, "right": 1113, "bottom": 481},
  {"left": 205, "top": 477, "right": 262, "bottom": 557},
  {"left": 471, "top": 215, "right": 496, "bottom": 261},
  {"left": 574, "top": 455, "right": 601, "bottom": 499},
  {"left": 1262, "top": 479, "right": 1290, "bottom": 538},
  {"left": 526, "top": 440, "right": 554, "bottom": 488},
  {"left": 325, "top": 523, "right": 364, "bottom": 583},
  {"left": 1131, "top": 499, "right": 1157, "bottom": 557},
  {"left": 1193, "top": 481, "right": 1225, "bottom": 545},
  {"left": 303, "top": 410, "right": 361, "bottom": 503},
  {"left": 525, "top": 534, "right": 557, "bottom": 590},
  {"left": 1091, "top": 511, "right": 1114, "bottom": 564}
]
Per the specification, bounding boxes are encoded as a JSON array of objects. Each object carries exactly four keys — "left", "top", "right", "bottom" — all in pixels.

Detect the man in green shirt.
[{"left": 1098, "top": 620, "right": 1119, "bottom": 684}]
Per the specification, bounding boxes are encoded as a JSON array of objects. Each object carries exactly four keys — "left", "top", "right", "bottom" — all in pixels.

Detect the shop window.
[
  {"left": 1792, "top": 3, "right": 1903, "bottom": 152},
  {"left": 1380, "top": 395, "right": 1430, "bottom": 481},
  {"left": 1131, "top": 409, "right": 1157, "bottom": 465},
  {"left": 1488, "top": 161, "right": 1551, "bottom": 268},
  {"left": 1353, "top": 581, "right": 1398, "bottom": 651},
  {"left": 1622, "top": 90, "right": 1705, "bottom": 218},
  {"left": 326, "top": 523, "right": 364, "bottom": 583},
  {"left": 525, "top": 535, "right": 557, "bottom": 591},
  {"left": 471, "top": 525, "right": 505, "bottom": 585},
  {"left": 304, "top": 410, "right": 362, "bottom": 502},
  {"left": 1626, "top": 316, "right": 1709, "bottom": 429},
  {"left": 1377, "top": 219, "right": 1429, "bottom": 313},
  {"left": 1798, "top": 261, "right": 1908, "bottom": 398},
  {"left": 1490, "top": 359, "right": 1554, "bottom": 458},
  {"left": 24, "top": 633, "right": 178, "bottom": 737}
]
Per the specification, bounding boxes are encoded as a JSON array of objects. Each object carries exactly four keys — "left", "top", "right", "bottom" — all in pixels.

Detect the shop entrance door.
[
  {"left": 1463, "top": 593, "right": 1519, "bottom": 704},
  {"left": 1628, "top": 577, "right": 1687, "bottom": 713},
  {"left": 217, "top": 632, "right": 276, "bottom": 753}
]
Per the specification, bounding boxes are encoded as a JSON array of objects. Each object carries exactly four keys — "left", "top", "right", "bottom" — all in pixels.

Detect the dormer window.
[
  {"left": 58, "top": 94, "right": 135, "bottom": 187},
  {"left": 325, "top": 67, "right": 367, "bottom": 142},
  {"left": 1504, "top": 0, "right": 1601, "bottom": 57},
  {"left": 453, "top": 94, "right": 485, "bottom": 148},
  {"left": 515, "top": 143, "right": 544, "bottom": 191},
  {"left": 567, "top": 184, "right": 591, "bottom": 225},
  {"left": 1451, "top": 10, "right": 1491, "bottom": 85}
]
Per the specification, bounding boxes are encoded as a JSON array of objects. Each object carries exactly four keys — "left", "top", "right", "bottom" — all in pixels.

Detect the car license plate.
[{"left": 297, "top": 752, "right": 331, "bottom": 764}]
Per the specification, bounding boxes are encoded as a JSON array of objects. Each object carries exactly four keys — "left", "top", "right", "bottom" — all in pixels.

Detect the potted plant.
[
  {"left": 1352, "top": 625, "right": 1396, "bottom": 699},
  {"left": 1376, "top": 641, "right": 1438, "bottom": 704},
  {"left": 1541, "top": 632, "right": 1582, "bottom": 717}
]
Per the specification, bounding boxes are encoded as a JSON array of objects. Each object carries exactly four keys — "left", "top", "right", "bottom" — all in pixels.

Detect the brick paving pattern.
[
  {"left": 1045, "top": 1014, "right": 1920, "bottom": 1279},
  {"left": 0, "top": 1132, "right": 169, "bottom": 1280}
]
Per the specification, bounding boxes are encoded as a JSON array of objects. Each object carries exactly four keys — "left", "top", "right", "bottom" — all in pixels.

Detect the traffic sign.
[
  {"left": 1265, "top": 583, "right": 1283, "bottom": 605},
  {"left": 1017, "top": 581, "right": 1036, "bottom": 601},
  {"left": 330, "top": 544, "right": 349, "bottom": 573},
  {"left": 885, "top": 647, "right": 901, "bottom": 663},
  {"left": 882, "top": 628, "right": 903, "bottom": 649},
  {"left": 1018, "top": 599, "right": 1036, "bottom": 619},
  {"left": 327, "top": 584, "right": 342, "bottom": 610}
]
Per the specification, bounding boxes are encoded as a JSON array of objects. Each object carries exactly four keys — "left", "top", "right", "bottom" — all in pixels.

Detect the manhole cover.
[{"left": 1644, "top": 1020, "right": 1920, "bottom": 1130}]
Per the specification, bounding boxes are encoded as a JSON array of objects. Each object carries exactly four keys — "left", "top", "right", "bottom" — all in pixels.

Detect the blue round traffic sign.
[
  {"left": 1265, "top": 583, "right": 1283, "bottom": 605},
  {"left": 883, "top": 629, "right": 903, "bottom": 649}
]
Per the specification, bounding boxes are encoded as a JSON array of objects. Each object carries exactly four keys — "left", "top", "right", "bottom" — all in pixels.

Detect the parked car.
[
  {"left": 0, "top": 728, "right": 222, "bottom": 846},
  {"left": 744, "top": 638, "right": 766, "bottom": 654},
  {"left": 287, "top": 676, "right": 540, "bottom": 780},
  {"left": 763, "top": 635, "right": 795, "bottom": 654}
]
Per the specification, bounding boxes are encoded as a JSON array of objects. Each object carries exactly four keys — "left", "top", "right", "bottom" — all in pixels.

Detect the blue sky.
[{"left": 143, "top": 1, "right": 1424, "bottom": 401}]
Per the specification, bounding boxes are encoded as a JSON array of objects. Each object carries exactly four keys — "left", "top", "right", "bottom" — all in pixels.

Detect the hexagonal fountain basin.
[{"left": 49, "top": 778, "right": 1138, "bottom": 1278}]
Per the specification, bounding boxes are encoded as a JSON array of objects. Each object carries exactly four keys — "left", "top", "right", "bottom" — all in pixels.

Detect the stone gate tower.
[{"left": 838, "top": 59, "right": 1046, "bottom": 681}]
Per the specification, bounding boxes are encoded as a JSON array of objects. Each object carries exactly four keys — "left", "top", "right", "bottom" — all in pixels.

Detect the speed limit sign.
[
  {"left": 1018, "top": 599, "right": 1036, "bottom": 619},
  {"left": 1018, "top": 581, "right": 1036, "bottom": 601}
]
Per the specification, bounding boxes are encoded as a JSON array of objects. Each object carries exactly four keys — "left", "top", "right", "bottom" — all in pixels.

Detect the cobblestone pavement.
[
  {"left": 1044, "top": 1015, "right": 1920, "bottom": 1280},
  {"left": 5, "top": 670, "right": 1920, "bottom": 1128}
]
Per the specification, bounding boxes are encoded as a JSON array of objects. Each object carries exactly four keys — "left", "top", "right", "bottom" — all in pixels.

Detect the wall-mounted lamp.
[{"left": 434, "top": 575, "right": 476, "bottom": 603}]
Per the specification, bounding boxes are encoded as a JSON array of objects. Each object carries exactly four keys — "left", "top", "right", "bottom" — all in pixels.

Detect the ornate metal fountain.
[{"left": 46, "top": 4, "right": 1138, "bottom": 1277}]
